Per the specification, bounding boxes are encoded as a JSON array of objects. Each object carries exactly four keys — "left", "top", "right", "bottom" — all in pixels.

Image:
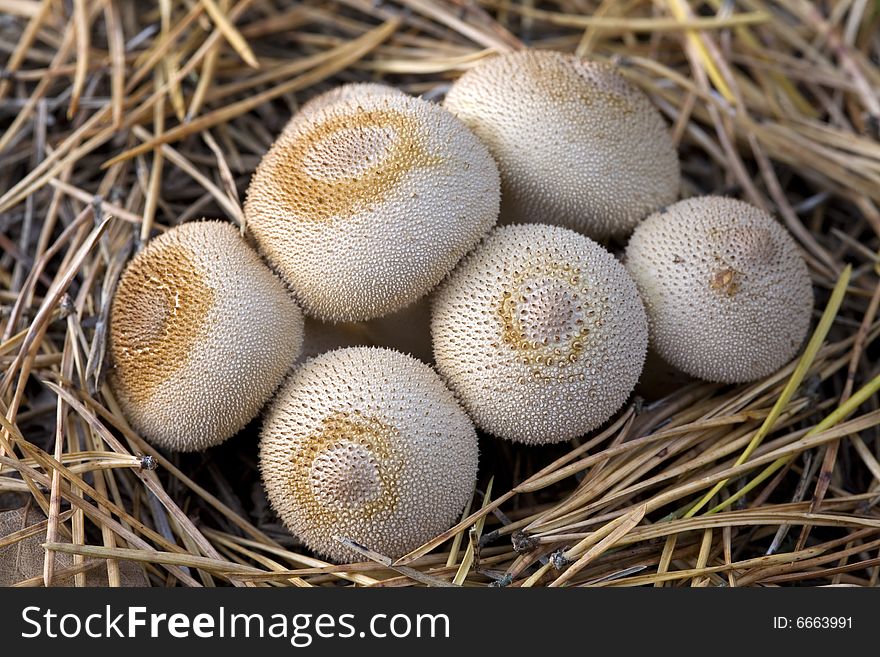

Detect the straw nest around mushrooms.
[
  {"left": 444, "top": 50, "right": 680, "bottom": 240},
  {"left": 244, "top": 92, "right": 501, "bottom": 322},
  {"left": 432, "top": 223, "right": 648, "bottom": 445},
  {"left": 624, "top": 196, "right": 814, "bottom": 383},
  {"left": 259, "top": 346, "right": 478, "bottom": 563},
  {"left": 108, "top": 220, "right": 304, "bottom": 452}
]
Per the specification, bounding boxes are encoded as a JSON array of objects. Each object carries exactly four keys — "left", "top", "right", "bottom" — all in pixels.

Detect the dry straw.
[{"left": 0, "top": 0, "right": 879, "bottom": 587}]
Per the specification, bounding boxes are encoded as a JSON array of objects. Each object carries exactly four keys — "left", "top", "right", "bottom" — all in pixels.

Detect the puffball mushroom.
[
  {"left": 0, "top": 507, "right": 148, "bottom": 586},
  {"left": 624, "top": 196, "right": 814, "bottom": 383},
  {"left": 259, "top": 346, "right": 478, "bottom": 562},
  {"left": 244, "top": 92, "right": 501, "bottom": 322},
  {"left": 432, "top": 223, "right": 648, "bottom": 445},
  {"left": 443, "top": 50, "right": 680, "bottom": 240},
  {"left": 109, "top": 220, "right": 304, "bottom": 452}
]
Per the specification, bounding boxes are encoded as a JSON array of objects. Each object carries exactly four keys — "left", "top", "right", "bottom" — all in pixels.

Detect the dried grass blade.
[
  {"left": 548, "top": 503, "right": 646, "bottom": 587},
  {"left": 200, "top": 0, "right": 259, "bottom": 68},
  {"left": 452, "top": 477, "right": 493, "bottom": 585},
  {"left": 102, "top": 18, "right": 401, "bottom": 168},
  {"left": 68, "top": 0, "right": 90, "bottom": 119}
]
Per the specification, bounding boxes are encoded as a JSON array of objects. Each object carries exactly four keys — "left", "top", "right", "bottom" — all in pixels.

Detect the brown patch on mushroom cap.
[
  {"left": 110, "top": 242, "right": 213, "bottom": 405},
  {"left": 432, "top": 223, "right": 648, "bottom": 445},
  {"left": 709, "top": 267, "right": 740, "bottom": 297},
  {"left": 266, "top": 109, "right": 443, "bottom": 223},
  {"left": 292, "top": 412, "right": 402, "bottom": 524},
  {"left": 244, "top": 93, "right": 500, "bottom": 322},
  {"left": 496, "top": 261, "right": 590, "bottom": 368}
]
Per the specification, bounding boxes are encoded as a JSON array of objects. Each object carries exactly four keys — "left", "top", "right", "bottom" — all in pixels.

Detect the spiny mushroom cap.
[
  {"left": 259, "top": 347, "right": 478, "bottom": 562},
  {"left": 443, "top": 50, "right": 680, "bottom": 240},
  {"left": 624, "top": 196, "right": 814, "bottom": 383},
  {"left": 109, "top": 220, "right": 304, "bottom": 452},
  {"left": 432, "top": 223, "right": 648, "bottom": 445},
  {"left": 0, "top": 507, "right": 148, "bottom": 586},
  {"left": 244, "top": 93, "right": 501, "bottom": 322},
  {"left": 289, "top": 83, "right": 405, "bottom": 131}
]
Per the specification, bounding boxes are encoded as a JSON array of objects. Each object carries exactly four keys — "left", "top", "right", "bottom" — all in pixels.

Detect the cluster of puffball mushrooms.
[{"left": 108, "top": 50, "right": 814, "bottom": 564}]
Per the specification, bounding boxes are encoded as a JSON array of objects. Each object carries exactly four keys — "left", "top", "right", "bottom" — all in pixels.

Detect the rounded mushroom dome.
[
  {"left": 244, "top": 93, "right": 501, "bottom": 322},
  {"left": 259, "top": 346, "right": 478, "bottom": 562},
  {"left": 432, "top": 223, "right": 648, "bottom": 445},
  {"left": 108, "top": 220, "right": 304, "bottom": 452},
  {"left": 624, "top": 196, "right": 814, "bottom": 383},
  {"left": 289, "top": 82, "right": 405, "bottom": 131},
  {"left": 443, "top": 50, "right": 679, "bottom": 240}
]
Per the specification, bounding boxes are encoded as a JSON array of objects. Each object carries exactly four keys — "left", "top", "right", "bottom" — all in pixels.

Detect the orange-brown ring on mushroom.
[
  {"left": 496, "top": 261, "right": 593, "bottom": 370},
  {"left": 109, "top": 243, "right": 214, "bottom": 405},
  {"left": 528, "top": 58, "right": 635, "bottom": 116},
  {"left": 288, "top": 411, "right": 402, "bottom": 532},
  {"left": 260, "top": 109, "right": 444, "bottom": 224}
]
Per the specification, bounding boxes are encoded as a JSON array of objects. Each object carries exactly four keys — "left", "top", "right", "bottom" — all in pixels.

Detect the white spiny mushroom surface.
[
  {"left": 443, "top": 50, "right": 680, "bottom": 240},
  {"left": 244, "top": 93, "right": 501, "bottom": 322},
  {"left": 259, "top": 347, "right": 478, "bottom": 562},
  {"left": 432, "top": 224, "right": 648, "bottom": 445},
  {"left": 109, "top": 221, "right": 304, "bottom": 452},
  {"left": 288, "top": 82, "right": 405, "bottom": 131},
  {"left": 624, "top": 196, "right": 814, "bottom": 383}
]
